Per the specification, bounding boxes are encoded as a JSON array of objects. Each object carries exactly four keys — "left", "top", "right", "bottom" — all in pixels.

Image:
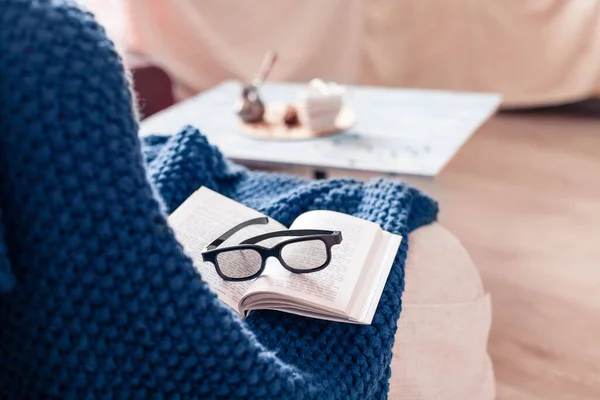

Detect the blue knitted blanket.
[{"left": 0, "top": 1, "right": 438, "bottom": 398}]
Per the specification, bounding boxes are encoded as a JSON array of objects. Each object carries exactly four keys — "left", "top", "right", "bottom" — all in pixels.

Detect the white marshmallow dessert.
[{"left": 296, "top": 79, "right": 345, "bottom": 131}]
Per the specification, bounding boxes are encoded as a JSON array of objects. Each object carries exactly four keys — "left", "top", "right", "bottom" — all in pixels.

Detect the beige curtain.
[
  {"left": 123, "top": 0, "right": 361, "bottom": 98},
  {"left": 91, "top": 0, "right": 600, "bottom": 107},
  {"left": 361, "top": 0, "right": 600, "bottom": 107}
]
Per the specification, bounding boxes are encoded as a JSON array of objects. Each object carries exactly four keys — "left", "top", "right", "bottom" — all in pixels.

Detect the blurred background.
[
  {"left": 87, "top": 0, "right": 600, "bottom": 114},
  {"left": 84, "top": 1, "right": 600, "bottom": 399}
]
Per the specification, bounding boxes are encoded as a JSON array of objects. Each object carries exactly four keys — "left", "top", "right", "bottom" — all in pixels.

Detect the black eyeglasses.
[{"left": 201, "top": 217, "right": 343, "bottom": 281}]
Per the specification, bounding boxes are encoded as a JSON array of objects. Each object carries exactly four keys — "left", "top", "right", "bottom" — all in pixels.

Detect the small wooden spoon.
[{"left": 236, "top": 52, "right": 277, "bottom": 123}]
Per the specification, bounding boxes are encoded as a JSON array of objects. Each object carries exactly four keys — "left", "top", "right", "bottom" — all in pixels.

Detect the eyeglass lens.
[
  {"left": 280, "top": 239, "right": 328, "bottom": 270},
  {"left": 216, "top": 249, "right": 262, "bottom": 279}
]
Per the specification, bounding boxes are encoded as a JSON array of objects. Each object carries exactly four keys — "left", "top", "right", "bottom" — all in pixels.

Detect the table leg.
[{"left": 313, "top": 169, "right": 328, "bottom": 180}]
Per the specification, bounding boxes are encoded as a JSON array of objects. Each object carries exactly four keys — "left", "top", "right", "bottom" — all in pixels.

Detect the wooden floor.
[{"left": 401, "top": 111, "right": 600, "bottom": 399}]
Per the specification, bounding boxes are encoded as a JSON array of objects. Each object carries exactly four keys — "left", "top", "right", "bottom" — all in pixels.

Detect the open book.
[{"left": 168, "top": 187, "right": 401, "bottom": 324}]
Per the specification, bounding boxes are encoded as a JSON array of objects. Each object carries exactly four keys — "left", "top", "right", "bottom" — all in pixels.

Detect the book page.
[
  {"left": 347, "top": 230, "right": 401, "bottom": 323},
  {"left": 362, "top": 231, "right": 401, "bottom": 323},
  {"left": 168, "top": 187, "right": 285, "bottom": 313},
  {"left": 244, "top": 210, "right": 379, "bottom": 314}
]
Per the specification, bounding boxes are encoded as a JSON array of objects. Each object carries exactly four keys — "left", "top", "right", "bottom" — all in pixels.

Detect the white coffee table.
[{"left": 140, "top": 80, "right": 500, "bottom": 177}]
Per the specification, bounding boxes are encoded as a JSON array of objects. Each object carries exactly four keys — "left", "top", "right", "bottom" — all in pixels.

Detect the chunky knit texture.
[{"left": 0, "top": 1, "right": 438, "bottom": 398}]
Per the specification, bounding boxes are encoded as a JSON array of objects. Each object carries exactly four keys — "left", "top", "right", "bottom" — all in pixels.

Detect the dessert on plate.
[{"left": 294, "top": 79, "right": 345, "bottom": 132}]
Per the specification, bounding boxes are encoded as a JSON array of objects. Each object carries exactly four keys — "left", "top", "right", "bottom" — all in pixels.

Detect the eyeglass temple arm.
[
  {"left": 205, "top": 217, "right": 269, "bottom": 250},
  {"left": 240, "top": 229, "right": 341, "bottom": 245}
]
